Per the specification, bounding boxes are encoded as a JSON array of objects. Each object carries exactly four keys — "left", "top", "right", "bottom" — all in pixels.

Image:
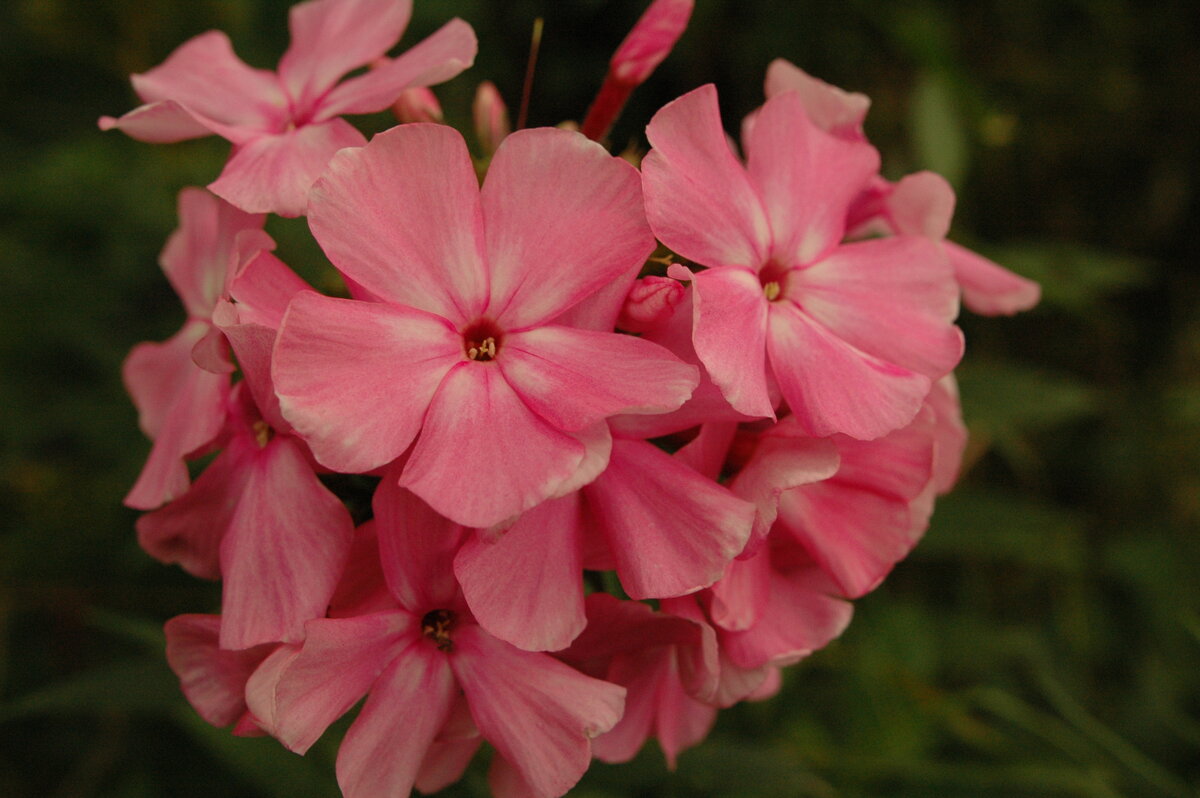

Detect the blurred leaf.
[
  {"left": 911, "top": 70, "right": 969, "bottom": 187},
  {"left": 982, "top": 243, "right": 1152, "bottom": 313},
  {"left": 957, "top": 362, "right": 1099, "bottom": 435},
  {"left": 1, "top": 658, "right": 178, "bottom": 721},
  {"left": 86, "top": 607, "right": 166, "bottom": 652}
]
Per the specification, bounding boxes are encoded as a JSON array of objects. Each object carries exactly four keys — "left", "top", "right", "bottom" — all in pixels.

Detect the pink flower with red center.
[
  {"left": 272, "top": 122, "right": 700, "bottom": 528},
  {"left": 100, "top": 0, "right": 477, "bottom": 216},
  {"left": 642, "top": 83, "right": 964, "bottom": 440}
]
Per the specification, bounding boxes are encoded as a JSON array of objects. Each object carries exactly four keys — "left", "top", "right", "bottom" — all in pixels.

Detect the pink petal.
[
  {"left": 946, "top": 240, "right": 1042, "bottom": 315},
  {"left": 763, "top": 59, "right": 871, "bottom": 140},
  {"left": 164, "top": 614, "right": 275, "bottom": 728},
  {"left": 227, "top": 249, "right": 310, "bottom": 331},
  {"left": 617, "top": 275, "right": 686, "bottom": 334},
  {"left": 130, "top": 31, "right": 286, "bottom": 135},
  {"left": 373, "top": 475, "right": 467, "bottom": 613},
  {"left": 278, "top": 0, "right": 413, "bottom": 114},
  {"left": 455, "top": 496, "right": 586, "bottom": 652},
  {"left": 642, "top": 84, "right": 771, "bottom": 270},
  {"left": 481, "top": 128, "right": 653, "bottom": 329},
  {"left": 245, "top": 611, "right": 416, "bottom": 754},
  {"left": 653, "top": 660, "right": 717, "bottom": 769},
  {"left": 307, "top": 124, "right": 487, "bottom": 323},
  {"left": 590, "top": 651, "right": 662, "bottom": 764},
  {"left": 218, "top": 435, "right": 356, "bottom": 649},
  {"left": 688, "top": 266, "right": 773, "bottom": 418},
  {"left": 546, "top": 423, "right": 613, "bottom": 500},
  {"left": 928, "top": 374, "right": 968, "bottom": 494},
  {"left": 586, "top": 439, "right": 755, "bottom": 599},
  {"left": 400, "top": 364, "right": 586, "bottom": 528},
  {"left": 209, "top": 118, "right": 367, "bottom": 217},
  {"left": 336, "top": 645, "right": 456, "bottom": 798},
  {"left": 766, "top": 301, "right": 930, "bottom": 440},
  {"left": 673, "top": 421, "right": 738, "bottom": 480},
  {"left": 318, "top": 18, "right": 478, "bottom": 119},
  {"left": 796, "top": 236, "right": 963, "bottom": 378},
  {"left": 415, "top": 737, "right": 481, "bottom": 795},
  {"left": 706, "top": 547, "right": 772, "bottom": 632},
  {"left": 883, "top": 171, "right": 956, "bottom": 240},
  {"left": 272, "top": 291, "right": 460, "bottom": 474},
  {"left": 328, "top": 521, "right": 395, "bottom": 618},
  {"left": 98, "top": 101, "right": 217, "bottom": 143},
  {"left": 452, "top": 625, "right": 625, "bottom": 798},
  {"left": 746, "top": 90, "right": 879, "bottom": 266},
  {"left": 500, "top": 325, "right": 698, "bottom": 432}
]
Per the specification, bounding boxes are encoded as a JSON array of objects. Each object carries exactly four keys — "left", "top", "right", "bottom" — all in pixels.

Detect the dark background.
[{"left": 2, "top": 1, "right": 1198, "bottom": 795}]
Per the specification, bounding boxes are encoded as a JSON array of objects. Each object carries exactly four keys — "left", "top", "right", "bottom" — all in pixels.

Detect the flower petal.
[
  {"left": 98, "top": 100, "right": 222, "bottom": 143},
  {"left": 946, "top": 240, "right": 1041, "bottom": 316},
  {"left": 481, "top": 128, "right": 654, "bottom": 329},
  {"left": 689, "top": 266, "right": 773, "bottom": 418},
  {"left": 374, "top": 475, "right": 468, "bottom": 613},
  {"left": 763, "top": 58, "right": 870, "bottom": 139},
  {"left": 307, "top": 124, "right": 487, "bottom": 322},
  {"left": 273, "top": 291, "right": 460, "bottom": 474},
  {"left": 165, "top": 614, "right": 276, "bottom": 728},
  {"left": 415, "top": 738, "right": 482, "bottom": 795}
]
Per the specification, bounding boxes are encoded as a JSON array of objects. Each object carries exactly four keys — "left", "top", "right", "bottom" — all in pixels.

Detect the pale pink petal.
[
  {"left": 308, "top": 124, "right": 487, "bottom": 322},
  {"left": 730, "top": 427, "right": 840, "bottom": 546},
  {"left": 766, "top": 301, "right": 930, "bottom": 440},
  {"left": 98, "top": 101, "right": 218, "bottom": 143},
  {"left": 654, "top": 660, "right": 717, "bottom": 769},
  {"left": 928, "top": 374, "right": 968, "bottom": 494},
  {"left": 452, "top": 625, "right": 625, "bottom": 798},
  {"left": 130, "top": 31, "right": 286, "bottom": 133},
  {"left": 164, "top": 615, "right": 275, "bottom": 728},
  {"left": 745, "top": 665, "right": 782, "bottom": 701},
  {"left": 245, "top": 611, "right": 416, "bottom": 754},
  {"left": 416, "top": 737, "right": 481, "bottom": 795},
  {"left": 546, "top": 423, "right": 612, "bottom": 500},
  {"left": 218, "top": 436, "right": 356, "bottom": 649},
  {"left": 763, "top": 59, "right": 871, "bottom": 139},
  {"left": 586, "top": 439, "right": 754, "bottom": 599},
  {"left": 213, "top": 304, "right": 289, "bottom": 432},
  {"left": 123, "top": 320, "right": 217, "bottom": 440},
  {"left": 189, "top": 326, "right": 233, "bottom": 374},
  {"left": 400, "top": 364, "right": 586, "bottom": 528},
  {"left": 373, "top": 474, "right": 467, "bottom": 613},
  {"left": 946, "top": 240, "right": 1042, "bottom": 315},
  {"left": 796, "top": 236, "right": 963, "bottom": 378},
  {"left": 455, "top": 497, "right": 586, "bottom": 652},
  {"left": 228, "top": 249, "right": 309, "bottom": 330},
  {"left": 482, "top": 128, "right": 653, "bottom": 329},
  {"left": 551, "top": 270, "right": 637, "bottom": 333},
  {"left": 706, "top": 547, "right": 772, "bottom": 632},
  {"left": 746, "top": 90, "right": 879, "bottom": 266},
  {"left": 318, "top": 18, "right": 477, "bottom": 119},
  {"left": 883, "top": 171, "right": 956, "bottom": 240},
  {"left": 279, "top": 0, "right": 412, "bottom": 113},
  {"left": 500, "top": 325, "right": 698, "bottom": 432},
  {"left": 209, "top": 118, "right": 366, "bottom": 217},
  {"left": 688, "top": 266, "right": 773, "bottom": 418},
  {"left": 336, "top": 645, "right": 456, "bottom": 798},
  {"left": 273, "top": 291, "right": 460, "bottom": 474}
]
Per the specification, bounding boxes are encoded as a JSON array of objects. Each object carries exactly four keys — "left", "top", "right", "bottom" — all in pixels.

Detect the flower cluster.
[{"left": 106, "top": 1, "right": 1038, "bottom": 796}]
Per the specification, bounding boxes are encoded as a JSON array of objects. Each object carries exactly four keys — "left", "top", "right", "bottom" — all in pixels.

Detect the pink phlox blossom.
[
  {"left": 272, "top": 123, "right": 699, "bottom": 528},
  {"left": 643, "top": 83, "right": 964, "bottom": 440},
  {"left": 245, "top": 475, "right": 626, "bottom": 798},
  {"left": 100, "top": 0, "right": 477, "bottom": 216},
  {"left": 766, "top": 58, "right": 1040, "bottom": 315}
]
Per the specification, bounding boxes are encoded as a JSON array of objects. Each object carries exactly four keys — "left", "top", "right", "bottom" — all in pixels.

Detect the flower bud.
[
  {"left": 473, "top": 81, "right": 511, "bottom": 157},
  {"left": 618, "top": 275, "right": 685, "bottom": 333},
  {"left": 391, "top": 86, "right": 444, "bottom": 124}
]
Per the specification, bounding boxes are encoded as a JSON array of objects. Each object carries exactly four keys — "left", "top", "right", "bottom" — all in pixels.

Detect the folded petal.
[
  {"left": 415, "top": 737, "right": 481, "bottom": 795},
  {"left": 219, "top": 436, "right": 356, "bottom": 649},
  {"left": 209, "top": 118, "right": 366, "bottom": 217},
  {"left": 689, "top": 266, "right": 773, "bottom": 418},
  {"left": 945, "top": 240, "right": 1042, "bottom": 315},
  {"left": 227, "top": 249, "right": 310, "bottom": 331},
  {"left": 730, "top": 427, "right": 840, "bottom": 546},
  {"left": 336, "top": 644, "right": 456, "bottom": 798},
  {"left": 374, "top": 475, "right": 467, "bottom": 613},
  {"left": 400, "top": 364, "right": 586, "bottom": 528},
  {"left": 500, "top": 325, "right": 698, "bottom": 432},
  {"left": 766, "top": 301, "right": 930, "bottom": 440},
  {"left": 452, "top": 625, "right": 625, "bottom": 798},
  {"left": 482, "top": 128, "right": 654, "bottom": 329},
  {"left": 308, "top": 124, "right": 487, "bottom": 322},
  {"left": 318, "top": 18, "right": 477, "bottom": 118},
  {"left": 273, "top": 291, "right": 461, "bottom": 474},
  {"left": 98, "top": 100, "right": 221, "bottom": 143},
  {"left": 455, "top": 496, "right": 586, "bottom": 652},
  {"left": 586, "top": 439, "right": 755, "bottom": 599},
  {"left": 746, "top": 90, "right": 879, "bottom": 266},
  {"left": 642, "top": 84, "right": 771, "bottom": 270},
  {"left": 928, "top": 374, "right": 968, "bottom": 494},
  {"left": 279, "top": 0, "right": 413, "bottom": 113},
  {"left": 763, "top": 58, "right": 870, "bottom": 139},
  {"left": 706, "top": 546, "right": 772, "bottom": 632},
  {"left": 796, "top": 236, "right": 963, "bottom": 378},
  {"left": 130, "top": 31, "right": 286, "bottom": 133},
  {"left": 165, "top": 615, "right": 277, "bottom": 728}
]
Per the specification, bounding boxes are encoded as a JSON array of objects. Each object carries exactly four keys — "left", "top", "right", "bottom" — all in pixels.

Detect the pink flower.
[
  {"left": 272, "top": 123, "right": 699, "bottom": 527},
  {"left": 100, "top": 0, "right": 477, "bottom": 216},
  {"left": 643, "top": 84, "right": 963, "bottom": 439},
  {"left": 472, "top": 80, "right": 510, "bottom": 157}
]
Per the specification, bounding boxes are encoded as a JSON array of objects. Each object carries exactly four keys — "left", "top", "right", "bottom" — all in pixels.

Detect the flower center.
[
  {"left": 461, "top": 318, "right": 504, "bottom": 362},
  {"left": 252, "top": 420, "right": 273, "bottom": 448},
  {"left": 421, "top": 609, "right": 456, "bottom": 652},
  {"left": 762, "top": 281, "right": 781, "bottom": 301},
  {"left": 759, "top": 261, "right": 790, "bottom": 302}
]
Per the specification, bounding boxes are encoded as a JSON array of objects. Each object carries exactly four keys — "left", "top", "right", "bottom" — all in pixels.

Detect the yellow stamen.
[
  {"left": 763, "top": 281, "right": 781, "bottom": 301},
  {"left": 467, "top": 336, "right": 497, "bottom": 361},
  {"left": 252, "top": 420, "right": 273, "bottom": 448}
]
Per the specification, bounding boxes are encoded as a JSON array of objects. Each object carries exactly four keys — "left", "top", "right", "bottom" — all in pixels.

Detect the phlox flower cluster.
[{"left": 105, "top": 1, "right": 1039, "bottom": 796}]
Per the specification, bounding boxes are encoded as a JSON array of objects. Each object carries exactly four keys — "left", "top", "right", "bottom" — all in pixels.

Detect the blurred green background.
[{"left": 2, "top": 0, "right": 1197, "bottom": 796}]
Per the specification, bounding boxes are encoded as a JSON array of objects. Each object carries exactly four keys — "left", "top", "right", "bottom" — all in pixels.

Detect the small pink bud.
[
  {"left": 473, "top": 81, "right": 511, "bottom": 157},
  {"left": 391, "top": 86, "right": 444, "bottom": 124},
  {"left": 618, "top": 275, "right": 685, "bottom": 333}
]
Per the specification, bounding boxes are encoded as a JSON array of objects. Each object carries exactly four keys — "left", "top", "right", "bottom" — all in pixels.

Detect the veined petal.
[
  {"left": 209, "top": 118, "right": 367, "bottom": 217},
  {"left": 318, "top": 18, "right": 477, "bottom": 118},
  {"left": 482, "top": 128, "right": 653, "bottom": 329},
  {"left": 308, "top": 124, "right": 487, "bottom": 322},
  {"left": 946, "top": 240, "right": 1041, "bottom": 315},
  {"left": 746, "top": 90, "right": 879, "bottom": 266},
  {"left": 766, "top": 302, "right": 930, "bottom": 440},
  {"left": 273, "top": 291, "right": 460, "bottom": 474},
  {"left": 336, "top": 645, "right": 456, "bottom": 798},
  {"left": 374, "top": 474, "right": 467, "bottom": 613},
  {"left": 689, "top": 266, "right": 773, "bottom": 418},
  {"left": 500, "top": 325, "right": 698, "bottom": 432},
  {"left": 796, "top": 236, "right": 963, "bottom": 379},
  {"left": 400, "top": 364, "right": 586, "bottom": 528},
  {"left": 279, "top": 0, "right": 413, "bottom": 113},
  {"left": 452, "top": 625, "right": 625, "bottom": 798},
  {"left": 165, "top": 615, "right": 275, "bottom": 728},
  {"left": 415, "top": 737, "right": 481, "bottom": 795},
  {"left": 99, "top": 101, "right": 218, "bottom": 143},
  {"left": 706, "top": 546, "right": 772, "bottom": 632}
]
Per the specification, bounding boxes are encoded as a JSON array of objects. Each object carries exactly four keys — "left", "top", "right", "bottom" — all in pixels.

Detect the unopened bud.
[
  {"left": 618, "top": 275, "right": 685, "bottom": 333},
  {"left": 392, "top": 86, "right": 444, "bottom": 124},
  {"left": 473, "top": 81, "right": 510, "bottom": 157}
]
